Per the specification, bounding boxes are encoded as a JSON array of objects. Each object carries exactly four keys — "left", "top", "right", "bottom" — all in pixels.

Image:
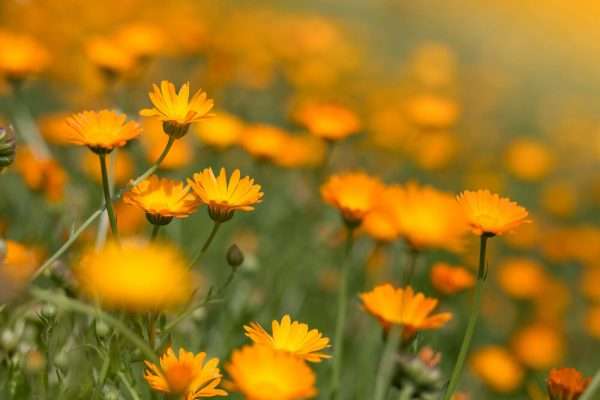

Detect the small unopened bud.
[
  {"left": 0, "top": 126, "right": 16, "bottom": 172},
  {"left": 1, "top": 329, "right": 18, "bottom": 351},
  {"left": 226, "top": 244, "right": 244, "bottom": 269},
  {"left": 95, "top": 320, "right": 110, "bottom": 338},
  {"left": 41, "top": 304, "right": 57, "bottom": 319}
]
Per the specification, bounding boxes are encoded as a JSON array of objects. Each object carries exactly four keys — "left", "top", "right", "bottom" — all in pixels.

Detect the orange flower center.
[{"left": 165, "top": 363, "right": 195, "bottom": 394}]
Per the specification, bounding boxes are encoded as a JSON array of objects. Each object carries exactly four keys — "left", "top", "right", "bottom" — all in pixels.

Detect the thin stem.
[
  {"left": 150, "top": 225, "right": 161, "bottom": 242},
  {"left": 581, "top": 370, "right": 600, "bottom": 400},
  {"left": 188, "top": 222, "right": 222, "bottom": 267},
  {"left": 374, "top": 326, "right": 402, "bottom": 400},
  {"left": 129, "top": 135, "right": 175, "bottom": 187},
  {"left": 98, "top": 153, "right": 119, "bottom": 243},
  {"left": 329, "top": 228, "right": 355, "bottom": 400},
  {"left": 443, "top": 235, "right": 489, "bottom": 400},
  {"left": 397, "top": 385, "right": 414, "bottom": 400},
  {"left": 117, "top": 371, "right": 142, "bottom": 400},
  {"left": 401, "top": 247, "right": 419, "bottom": 287}
]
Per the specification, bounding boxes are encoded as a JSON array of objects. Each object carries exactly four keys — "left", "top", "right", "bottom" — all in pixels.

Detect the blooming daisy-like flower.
[
  {"left": 430, "top": 262, "right": 475, "bottom": 295},
  {"left": 321, "top": 172, "right": 384, "bottom": 227},
  {"left": 0, "top": 31, "right": 49, "bottom": 79},
  {"left": 140, "top": 80, "right": 214, "bottom": 138},
  {"left": 292, "top": 101, "right": 360, "bottom": 141},
  {"left": 144, "top": 347, "right": 227, "bottom": 399},
  {"left": 547, "top": 368, "right": 591, "bottom": 400},
  {"left": 360, "top": 284, "right": 452, "bottom": 337},
  {"left": 66, "top": 110, "right": 142, "bottom": 153},
  {"left": 226, "top": 345, "right": 317, "bottom": 400},
  {"left": 74, "top": 240, "right": 195, "bottom": 312},
  {"left": 244, "top": 315, "right": 331, "bottom": 362},
  {"left": 187, "top": 168, "right": 263, "bottom": 222},
  {"left": 124, "top": 176, "right": 198, "bottom": 225},
  {"left": 456, "top": 190, "right": 530, "bottom": 236}
]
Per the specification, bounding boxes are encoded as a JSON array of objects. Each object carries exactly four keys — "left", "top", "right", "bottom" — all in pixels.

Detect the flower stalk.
[
  {"left": 374, "top": 325, "right": 402, "bottom": 400},
  {"left": 189, "top": 221, "right": 222, "bottom": 267},
  {"left": 98, "top": 152, "right": 120, "bottom": 242}
]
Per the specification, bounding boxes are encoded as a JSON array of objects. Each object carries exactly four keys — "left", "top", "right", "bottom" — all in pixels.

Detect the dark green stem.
[
  {"left": 98, "top": 153, "right": 120, "bottom": 242},
  {"left": 150, "top": 225, "right": 160, "bottom": 242},
  {"left": 189, "top": 222, "right": 222, "bottom": 267}
]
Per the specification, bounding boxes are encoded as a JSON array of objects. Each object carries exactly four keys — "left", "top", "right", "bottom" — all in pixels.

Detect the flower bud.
[
  {"left": 0, "top": 126, "right": 16, "bottom": 172},
  {"left": 226, "top": 244, "right": 244, "bottom": 269},
  {"left": 393, "top": 351, "right": 445, "bottom": 400},
  {"left": 95, "top": 320, "right": 111, "bottom": 338}
]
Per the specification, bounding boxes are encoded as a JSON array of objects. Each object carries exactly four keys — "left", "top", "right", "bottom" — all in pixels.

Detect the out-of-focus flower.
[
  {"left": 457, "top": 190, "right": 530, "bottom": 236},
  {"left": 140, "top": 81, "right": 214, "bottom": 138},
  {"left": 411, "top": 131, "right": 458, "bottom": 171},
  {"left": 505, "top": 138, "right": 553, "bottom": 181},
  {"left": 533, "top": 278, "right": 571, "bottom": 323},
  {"left": 273, "top": 135, "right": 326, "bottom": 168},
  {"left": 502, "top": 217, "right": 541, "bottom": 250},
  {"left": 292, "top": 101, "right": 360, "bottom": 141},
  {"left": 244, "top": 315, "right": 330, "bottom": 363},
  {"left": 114, "top": 22, "right": 165, "bottom": 59},
  {"left": 1, "top": 240, "right": 39, "bottom": 283},
  {"left": 188, "top": 168, "right": 263, "bottom": 222},
  {"left": 547, "top": 368, "right": 590, "bottom": 400},
  {"left": 66, "top": 110, "right": 141, "bottom": 153},
  {"left": 321, "top": 172, "right": 384, "bottom": 227},
  {"left": 74, "top": 240, "right": 195, "bottom": 312},
  {"left": 140, "top": 118, "right": 192, "bottom": 170},
  {"left": 409, "top": 42, "right": 456, "bottom": 88},
  {"left": 38, "top": 113, "right": 74, "bottom": 146},
  {"left": 240, "top": 124, "right": 288, "bottom": 161},
  {"left": 194, "top": 112, "right": 244, "bottom": 149},
  {"left": 497, "top": 258, "right": 547, "bottom": 300},
  {"left": 81, "top": 150, "right": 133, "bottom": 186},
  {"left": 226, "top": 344, "right": 317, "bottom": 400},
  {"left": 430, "top": 262, "right": 475, "bottom": 295},
  {"left": 584, "top": 305, "right": 600, "bottom": 339},
  {"left": 511, "top": 323, "right": 564, "bottom": 370},
  {"left": 581, "top": 267, "right": 600, "bottom": 303},
  {"left": 124, "top": 176, "right": 198, "bottom": 225},
  {"left": 540, "top": 182, "right": 578, "bottom": 218},
  {"left": 360, "top": 284, "right": 452, "bottom": 338},
  {"left": 0, "top": 126, "right": 16, "bottom": 172},
  {"left": 14, "top": 147, "right": 67, "bottom": 202},
  {"left": 392, "top": 347, "right": 445, "bottom": 399},
  {"left": 115, "top": 201, "right": 145, "bottom": 236},
  {"left": 85, "top": 36, "right": 136, "bottom": 76},
  {"left": 405, "top": 94, "right": 459, "bottom": 130},
  {"left": 470, "top": 346, "right": 524, "bottom": 393},
  {"left": 362, "top": 188, "right": 402, "bottom": 242},
  {"left": 144, "top": 347, "right": 226, "bottom": 399},
  {"left": 0, "top": 31, "right": 49, "bottom": 80}
]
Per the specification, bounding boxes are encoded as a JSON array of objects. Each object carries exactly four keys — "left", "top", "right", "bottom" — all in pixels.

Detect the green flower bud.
[
  {"left": 0, "top": 126, "right": 16, "bottom": 172},
  {"left": 393, "top": 352, "right": 445, "bottom": 400},
  {"left": 226, "top": 244, "right": 244, "bottom": 269}
]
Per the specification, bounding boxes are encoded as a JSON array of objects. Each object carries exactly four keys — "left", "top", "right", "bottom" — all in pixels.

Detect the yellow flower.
[
  {"left": 240, "top": 124, "right": 289, "bottom": 161},
  {"left": 194, "top": 112, "right": 244, "bottom": 149},
  {"left": 66, "top": 110, "right": 141, "bottom": 153},
  {"left": 430, "top": 262, "right": 475, "bottom": 295},
  {"left": 226, "top": 345, "right": 317, "bottom": 400},
  {"left": 273, "top": 135, "right": 326, "bottom": 169},
  {"left": 470, "top": 346, "right": 524, "bottom": 393},
  {"left": 140, "top": 80, "right": 214, "bottom": 138},
  {"left": 188, "top": 168, "right": 263, "bottom": 222},
  {"left": 505, "top": 138, "right": 553, "bottom": 181},
  {"left": 497, "top": 258, "right": 547, "bottom": 300},
  {"left": 405, "top": 94, "right": 459, "bottom": 129},
  {"left": 0, "top": 31, "right": 49, "bottom": 79},
  {"left": 85, "top": 36, "right": 136, "bottom": 75},
  {"left": 547, "top": 368, "right": 591, "bottom": 400},
  {"left": 292, "top": 101, "right": 360, "bottom": 141},
  {"left": 74, "top": 240, "right": 195, "bottom": 312},
  {"left": 81, "top": 150, "right": 133, "bottom": 186},
  {"left": 456, "top": 190, "right": 530, "bottom": 236},
  {"left": 511, "top": 323, "right": 564, "bottom": 370},
  {"left": 124, "top": 176, "right": 198, "bottom": 225},
  {"left": 360, "top": 284, "right": 452, "bottom": 337},
  {"left": 321, "top": 172, "right": 384, "bottom": 227},
  {"left": 244, "top": 315, "right": 331, "bottom": 362},
  {"left": 114, "top": 22, "right": 165, "bottom": 58},
  {"left": 144, "top": 347, "right": 226, "bottom": 399}
]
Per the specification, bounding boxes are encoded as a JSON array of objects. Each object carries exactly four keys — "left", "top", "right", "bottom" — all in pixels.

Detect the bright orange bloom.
[
  {"left": 240, "top": 124, "right": 289, "bottom": 161},
  {"left": 14, "top": 147, "right": 67, "bottom": 203},
  {"left": 38, "top": 113, "right": 74, "bottom": 146},
  {"left": 226, "top": 345, "right": 317, "bottom": 400},
  {"left": 1, "top": 240, "right": 40, "bottom": 283},
  {"left": 66, "top": 110, "right": 141, "bottom": 153},
  {"left": 144, "top": 347, "right": 226, "bottom": 399},
  {"left": 293, "top": 101, "right": 360, "bottom": 141},
  {"left": 505, "top": 138, "right": 553, "bottom": 181},
  {"left": 430, "top": 262, "right": 475, "bottom": 295},
  {"left": 547, "top": 368, "right": 591, "bottom": 400},
  {"left": 273, "top": 135, "right": 326, "bottom": 168},
  {"left": 360, "top": 284, "right": 452, "bottom": 336},
  {"left": 470, "top": 346, "right": 524, "bottom": 393},
  {"left": 114, "top": 22, "right": 165, "bottom": 58},
  {"left": 511, "top": 323, "right": 564, "bottom": 370},
  {"left": 321, "top": 172, "right": 384, "bottom": 226},
  {"left": 456, "top": 190, "right": 530, "bottom": 236},
  {"left": 194, "top": 112, "right": 244, "bottom": 149},
  {"left": 85, "top": 36, "right": 136, "bottom": 75},
  {"left": 497, "top": 258, "right": 547, "bottom": 300},
  {"left": 244, "top": 315, "right": 331, "bottom": 362},
  {"left": 0, "top": 31, "right": 49, "bottom": 79},
  {"left": 188, "top": 168, "right": 263, "bottom": 222},
  {"left": 405, "top": 94, "right": 459, "bottom": 129}
]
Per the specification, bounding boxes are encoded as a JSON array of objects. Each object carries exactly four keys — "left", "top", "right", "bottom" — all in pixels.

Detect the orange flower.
[
  {"left": 85, "top": 36, "right": 136, "bottom": 75},
  {"left": 511, "top": 323, "right": 564, "bottom": 370},
  {"left": 144, "top": 347, "right": 226, "bottom": 399},
  {"left": 292, "top": 101, "right": 360, "bottom": 141},
  {"left": 505, "top": 138, "right": 553, "bottom": 181},
  {"left": 114, "top": 22, "right": 165, "bottom": 58},
  {"left": 273, "top": 135, "right": 326, "bottom": 168},
  {"left": 81, "top": 150, "right": 133, "bottom": 186},
  {"left": 1, "top": 240, "right": 40, "bottom": 283},
  {"left": 0, "top": 31, "right": 49, "bottom": 79},
  {"left": 244, "top": 315, "right": 331, "bottom": 362},
  {"left": 66, "top": 110, "right": 141, "bottom": 153},
  {"left": 430, "top": 262, "right": 475, "bottom": 295},
  {"left": 194, "top": 112, "right": 244, "bottom": 149},
  {"left": 38, "top": 113, "right": 74, "bottom": 146},
  {"left": 497, "top": 258, "right": 547, "bottom": 300},
  {"left": 321, "top": 172, "right": 384, "bottom": 226},
  {"left": 240, "top": 124, "right": 289, "bottom": 161},
  {"left": 405, "top": 94, "right": 459, "bottom": 129},
  {"left": 547, "top": 368, "right": 591, "bottom": 400},
  {"left": 14, "top": 147, "right": 67, "bottom": 203},
  {"left": 360, "top": 284, "right": 452, "bottom": 337},
  {"left": 470, "top": 346, "right": 524, "bottom": 393},
  {"left": 456, "top": 190, "right": 530, "bottom": 236}
]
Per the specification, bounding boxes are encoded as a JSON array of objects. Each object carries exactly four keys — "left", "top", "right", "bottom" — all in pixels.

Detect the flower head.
[
  {"left": 144, "top": 347, "right": 227, "bottom": 399},
  {"left": 15, "top": 147, "right": 67, "bottom": 202},
  {"left": 240, "top": 124, "right": 289, "bottom": 161},
  {"left": 273, "top": 135, "right": 326, "bottom": 169},
  {"left": 470, "top": 346, "right": 524, "bottom": 393},
  {"left": 195, "top": 112, "right": 244, "bottom": 149},
  {"left": 0, "top": 31, "right": 49, "bottom": 79},
  {"left": 511, "top": 323, "right": 564, "bottom": 370},
  {"left": 114, "top": 23, "right": 165, "bottom": 58},
  {"left": 547, "top": 368, "right": 591, "bottom": 400},
  {"left": 85, "top": 36, "right": 136, "bottom": 75},
  {"left": 430, "top": 262, "right": 475, "bottom": 295},
  {"left": 360, "top": 284, "right": 452, "bottom": 337},
  {"left": 292, "top": 101, "right": 360, "bottom": 141},
  {"left": 244, "top": 315, "right": 331, "bottom": 362},
  {"left": 140, "top": 81, "right": 214, "bottom": 138},
  {"left": 124, "top": 176, "right": 198, "bottom": 225},
  {"left": 456, "top": 190, "right": 530, "bottom": 236},
  {"left": 66, "top": 110, "right": 141, "bottom": 153},
  {"left": 226, "top": 345, "right": 317, "bottom": 400},
  {"left": 188, "top": 168, "right": 263, "bottom": 222},
  {"left": 75, "top": 240, "right": 195, "bottom": 312}
]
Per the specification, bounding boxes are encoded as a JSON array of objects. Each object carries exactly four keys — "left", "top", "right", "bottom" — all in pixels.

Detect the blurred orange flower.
[
  {"left": 511, "top": 323, "right": 564, "bottom": 370},
  {"left": 405, "top": 94, "right": 459, "bottom": 129},
  {"left": 292, "top": 101, "right": 360, "bottom": 141},
  {"left": 547, "top": 368, "right": 590, "bottom": 400},
  {"left": 273, "top": 135, "right": 325, "bottom": 169},
  {"left": 497, "top": 258, "right": 547, "bottom": 300},
  {"left": 14, "top": 147, "right": 67, "bottom": 202},
  {"left": 430, "top": 262, "right": 475, "bottom": 295},
  {"left": 0, "top": 30, "right": 49, "bottom": 79},
  {"left": 240, "top": 124, "right": 288, "bottom": 161},
  {"left": 85, "top": 36, "right": 136, "bottom": 76},
  {"left": 194, "top": 112, "right": 244, "bottom": 149},
  {"left": 505, "top": 138, "right": 553, "bottom": 181},
  {"left": 470, "top": 346, "right": 524, "bottom": 393}
]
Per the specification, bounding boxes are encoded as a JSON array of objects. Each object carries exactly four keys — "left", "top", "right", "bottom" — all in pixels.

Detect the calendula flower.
[
  {"left": 456, "top": 190, "right": 530, "bottom": 236},
  {"left": 321, "top": 172, "right": 384, "bottom": 227},
  {"left": 1, "top": 240, "right": 40, "bottom": 283},
  {"left": 292, "top": 101, "right": 360, "bottom": 141},
  {"left": 505, "top": 138, "right": 553, "bottom": 181},
  {"left": 226, "top": 345, "right": 317, "bottom": 400},
  {"left": 470, "top": 346, "right": 524, "bottom": 393},
  {"left": 273, "top": 135, "right": 326, "bottom": 168},
  {"left": 194, "top": 112, "right": 244, "bottom": 149},
  {"left": 511, "top": 323, "right": 564, "bottom": 370},
  {"left": 430, "top": 262, "right": 475, "bottom": 295},
  {"left": 240, "top": 124, "right": 289, "bottom": 161},
  {"left": 360, "top": 284, "right": 452, "bottom": 337},
  {"left": 497, "top": 258, "right": 547, "bottom": 300},
  {"left": 14, "top": 147, "right": 67, "bottom": 203},
  {"left": 66, "top": 110, "right": 141, "bottom": 153},
  {"left": 187, "top": 168, "right": 263, "bottom": 222},
  {"left": 0, "top": 31, "right": 49, "bottom": 80},
  {"left": 124, "top": 176, "right": 198, "bottom": 225},
  {"left": 244, "top": 315, "right": 331, "bottom": 362},
  {"left": 85, "top": 36, "right": 136, "bottom": 76},
  {"left": 144, "top": 347, "right": 227, "bottom": 399},
  {"left": 140, "top": 80, "right": 214, "bottom": 138},
  {"left": 75, "top": 240, "right": 195, "bottom": 312},
  {"left": 547, "top": 368, "right": 591, "bottom": 400}
]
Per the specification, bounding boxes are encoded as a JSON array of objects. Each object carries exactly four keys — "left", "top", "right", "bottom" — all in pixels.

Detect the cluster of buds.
[
  {"left": 0, "top": 126, "right": 16, "bottom": 172},
  {"left": 392, "top": 347, "right": 445, "bottom": 400}
]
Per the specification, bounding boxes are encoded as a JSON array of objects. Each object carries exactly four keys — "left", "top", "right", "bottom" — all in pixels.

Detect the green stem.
[
  {"left": 374, "top": 326, "right": 402, "bottom": 400},
  {"left": 129, "top": 136, "right": 175, "bottom": 187},
  {"left": 117, "top": 371, "right": 142, "bottom": 400},
  {"left": 443, "top": 235, "right": 489, "bottom": 400},
  {"left": 397, "top": 385, "right": 414, "bottom": 400},
  {"left": 581, "top": 370, "right": 600, "bottom": 400},
  {"left": 98, "top": 153, "right": 119, "bottom": 242},
  {"left": 401, "top": 247, "right": 419, "bottom": 287},
  {"left": 188, "top": 222, "right": 222, "bottom": 267},
  {"left": 329, "top": 228, "right": 355, "bottom": 400},
  {"left": 150, "top": 225, "right": 161, "bottom": 242}
]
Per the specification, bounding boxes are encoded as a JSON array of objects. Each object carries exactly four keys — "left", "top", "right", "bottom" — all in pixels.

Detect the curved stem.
[
  {"left": 129, "top": 136, "right": 175, "bottom": 188},
  {"left": 581, "top": 370, "right": 600, "bottom": 400},
  {"left": 374, "top": 326, "right": 402, "bottom": 400},
  {"left": 117, "top": 372, "right": 142, "bottom": 400},
  {"left": 150, "top": 225, "right": 160, "bottom": 242},
  {"left": 188, "top": 222, "right": 222, "bottom": 267},
  {"left": 98, "top": 153, "right": 119, "bottom": 243},
  {"left": 443, "top": 235, "right": 489, "bottom": 400}
]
